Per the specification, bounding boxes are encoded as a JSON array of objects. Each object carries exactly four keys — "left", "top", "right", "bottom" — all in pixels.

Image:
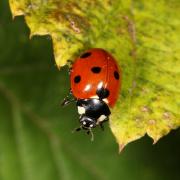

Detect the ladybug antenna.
[{"left": 87, "top": 129, "right": 94, "bottom": 141}]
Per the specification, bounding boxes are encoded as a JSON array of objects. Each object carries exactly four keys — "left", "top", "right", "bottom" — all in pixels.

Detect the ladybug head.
[{"left": 79, "top": 115, "right": 96, "bottom": 129}]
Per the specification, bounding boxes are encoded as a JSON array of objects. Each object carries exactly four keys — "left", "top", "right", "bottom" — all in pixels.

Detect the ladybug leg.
[
  {"left": 76, "top": 128, "right": 81, "bottom": 131},
  {"left": 99, "top": 123, "right": 104, "bottom": 131},
  {"left": 61, "top": 89, "right": 76, "bottom": 106},
  {"left": 99, "top": 117, "right": 109, "bottom": 131},
  {"left": 67, "top": 60, "right": 73, "bottom": 74},
  {"left": 72, "top": 125, "right": 83, "bottom": 133},
  {"left": 61, "top": 99, "right": 75, "bottom": 106},
  {"left": 67, "top": 59, "right": 73, "bottom": 66},
  {"left": 68, "top": 67, "right": 72, "bottom": 75}
]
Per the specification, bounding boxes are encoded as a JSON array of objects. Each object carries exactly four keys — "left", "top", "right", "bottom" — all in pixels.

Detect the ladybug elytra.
[{"left": 62, "top": 48, "right": 121, "bottom": 139}]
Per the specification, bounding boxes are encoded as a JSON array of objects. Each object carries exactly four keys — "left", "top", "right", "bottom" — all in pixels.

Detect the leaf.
[
  {"left": 8, "top": 0, "right": 180, "bottom": 149},
  {"left": 1, "top": 1, "right": 180, "bottom": 179}
]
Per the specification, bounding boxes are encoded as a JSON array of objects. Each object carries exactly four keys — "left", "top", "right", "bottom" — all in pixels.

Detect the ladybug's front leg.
[
  {"left": 61, "top": 89, "right": 76, "bottom": 106},
  {"left": 99, "top": 117, "right": 109, "bottom": 131},
  {"left": 67, "top": 60, "right": 73, "bottom": 74}
]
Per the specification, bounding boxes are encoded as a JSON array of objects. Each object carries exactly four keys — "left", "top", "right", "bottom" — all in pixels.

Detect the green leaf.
[
  {"left": 8, "top": 0, "right": 180, "bottom": 149},
  {"left": 1, "top": 1, "right": 180, "bottom": 179}
]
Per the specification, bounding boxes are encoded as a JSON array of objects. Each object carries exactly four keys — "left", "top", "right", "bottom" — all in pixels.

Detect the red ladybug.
[{"left": 62, "top": 48, "right": 121, "bottom": 136}]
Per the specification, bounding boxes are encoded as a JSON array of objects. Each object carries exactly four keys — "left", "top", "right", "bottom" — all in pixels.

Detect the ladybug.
[{"left": 62, "top": 48, "right": 121, "bottom": 138}]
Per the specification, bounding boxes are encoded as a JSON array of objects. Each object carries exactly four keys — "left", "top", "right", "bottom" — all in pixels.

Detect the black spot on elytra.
[
  {"left": 80, "top": 52, "right": 91, "bottom": 58},
  {"left": 74, "top": 75, "right": 81, "bottom": 83},
  {"left": 114, "top": 71, "right": 119, "bottom": 80},
  {"left": 96, "top": 87, "right": 110, "bottom": 99},
  {"left": 91, "top": 67, "right": 101, "bottom": 73}
]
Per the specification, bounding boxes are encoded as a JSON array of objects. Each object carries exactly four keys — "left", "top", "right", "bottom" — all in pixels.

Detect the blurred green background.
[{"left": 0, "top": 1, "right": 180, "bottom": 180}]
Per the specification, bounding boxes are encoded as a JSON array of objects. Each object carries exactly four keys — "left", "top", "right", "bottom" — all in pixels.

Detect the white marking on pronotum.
[
  {"left": 90, "top": 124, "right": 93, "bottom": 128},
  {"left": 78, "top": 106, "right": 85, "bottom": 115},
  {"left": 97, "top": 115, "right": 107, "bottom": 123},
  {"left": 83, "top": 121, "right": 86, "bottom": 125}
]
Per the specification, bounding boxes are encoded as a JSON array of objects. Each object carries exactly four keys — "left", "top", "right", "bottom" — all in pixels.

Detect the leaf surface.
[{"left": 8, "top": 0, "right": 180, "bottom": 149}]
